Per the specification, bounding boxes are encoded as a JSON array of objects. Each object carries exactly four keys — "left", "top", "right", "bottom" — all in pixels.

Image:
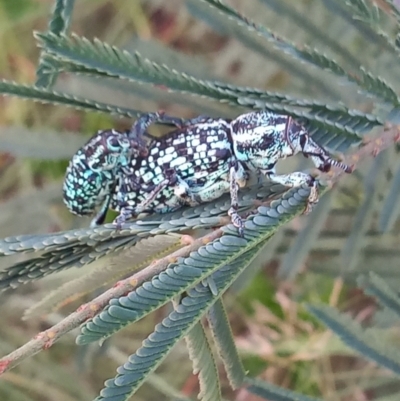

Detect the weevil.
[{"left": 63, "top": 110, "right": 352, "bottom": 234}]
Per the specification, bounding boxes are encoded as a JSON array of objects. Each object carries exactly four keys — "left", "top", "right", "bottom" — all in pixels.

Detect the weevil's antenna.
[{"left": 329, "top": 158, "right": 353, "bottom": 173}]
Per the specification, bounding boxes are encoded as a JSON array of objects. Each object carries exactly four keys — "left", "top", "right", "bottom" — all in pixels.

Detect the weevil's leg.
[
  {"left": 128, "top": 111, "right": 168, "bottom": 145},
  {"left": 90, "top": 180, "right": 118, "bottom": 227},
  {"left": 159, "top": 115, "right": 218, "bottom": 129},
  {"left": 180, "top": 179, "right": 231, "bottom": 207},
  {"left": 181, "top": 115, "right": 219, "bottom": 126},
  {"left": 171, "top": 175, "right": 200, "bottom": 207},
  {"left": 170, "top": 167, "right": 249, "bottom": 236},
  {"left": 172, "top": 170, "right": 231, "bottom": 207},
  {"left": 227, "top": 160, "right": 248, "bottom": 236},
  {"left": 170, "top": 161, "right": 248, "bottom": 235},
  {"left": 263, "top": 168, "right": 319, "bottom": 213},
  {"left": 90, "top": 194, "right": 112, "bottom": 227},
  {"left": 113, "top": 178, "right": 171, "bottom": 230},
  {"left": 130, "top": 113, "right": 217, "bottom": 139},
  {"left": 135, "top": 179, "right": 171, "bottom": 214}
]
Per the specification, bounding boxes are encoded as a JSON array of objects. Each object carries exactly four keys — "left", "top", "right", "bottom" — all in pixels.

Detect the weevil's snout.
[
  {"left": 312, "top": 152, "right": 353, "bottom": 175},
  {"left": 299, "top": 133, "right": 353, "bottom": 175}
]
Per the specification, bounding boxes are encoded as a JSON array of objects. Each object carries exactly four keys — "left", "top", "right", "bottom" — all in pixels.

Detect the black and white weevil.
[{"left": 63, "top": 110, "right": 352, "bottom": 234}]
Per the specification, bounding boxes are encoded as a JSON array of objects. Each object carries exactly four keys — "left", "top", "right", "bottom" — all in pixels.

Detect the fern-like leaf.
[
  {"left": 35, "top": 0, "right": 76, "bottom": 87},
  {"left": 93, "top": 244, "right": 264, "bottom": 401},
  {"left": 184, "top": 322, "right": 221, "bottom": 401},
  {"left": 258, "top": 0, "right": 362, "bottom": 68},
  {"left": 36, "top": 32, "right": 383, "bottom": 144},
  {"left": 0, "top": 80, "right": 143, "bottom": 119},
  {"left": 379, "top": 162, "right": 400, "bottom": 232},
  {"left": 184, "top": 0, "right": 336, "bottom": 97},
  {"left": 358, "top": 272, "right": 400, "bottom": 319},
  {"left": 343, "top": 0, "right": 381, "bottom": 25},
  {"left": 278, "top": 189, "right": 334, "bottom": 280},
  {"left": 357, "top": 67, "right": 400, "bottom": 105},
  {"left": 340, "top": 151, "right": 388, "bottom": 270},
  {"left": 244, "top": 377, "right": 324, "bottom": 401},
  {"left": 23, "top": 235, "right": 181, "bottom": 319},
  {"left": 207, "top": 299, "right": 246, "bottom": 389},
  {"left": 0, "top": 184, "right": 287, "bottom": 290},
  {"left": 307, "top": 304, "right": 400, "bottom": 375},
  {"left": 36, "top": 32, "right": 227, "bottom": 99},
  {"left": 341, "top": 0, "right": 400, "bottom": 58},
  {"left": 77, "top": 185, "right": 312, "bottom": 345},
  {"left": 199, "top": 0, "right": 400, "bottom": 106}
]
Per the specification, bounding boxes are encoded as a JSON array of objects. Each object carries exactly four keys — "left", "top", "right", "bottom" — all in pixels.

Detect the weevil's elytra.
[{"left": 63, "top": 110, "right": 352, "bottom": 233}]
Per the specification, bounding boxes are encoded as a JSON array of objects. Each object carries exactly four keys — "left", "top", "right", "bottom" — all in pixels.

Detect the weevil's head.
[
  {"left": 230, "top": 110, "right": 301, "bottom": 169},
  {"left": 63, "top": 129, "right": 148, "bottom": 216},
  {"left": 230, "top": 110, "right": 352, "bottom": 174}
]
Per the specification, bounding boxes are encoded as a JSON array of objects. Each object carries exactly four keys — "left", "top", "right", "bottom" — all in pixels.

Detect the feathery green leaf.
[
  {"left": 278, "top": 190, "right": 334, "bottom": 280},
  {"left": 244, "top": 377, "right": 324, "bottom": 401},
  {"left": 0, "top": 80, "right": 144, "bottom": 118},
  {"left": 340, "top": 151, "right": 389, "bottom": 270},
  {"left": 307, "top": 304, "right": 400, "bottom": 375},
  {"left": 207, "top": 299, "right": 246, "bottom": 389},
  {"left": 379, "top": 163, "right": 400, "bottom": 232},
  {"left": 358, "top": 273, "right": 400, "bottom": 319},
  {"left": 36, "top": 32, "right": 383, "bottom": 145},
  {"left": 185, "top": 322, "right": 222, "bottom": 401},
  {"left": 0, "top": 184, "right": 288, "bottom": 290},
  {"left": 93, "top": 244, "right": 265, "bottom": 401},
  {"left": 77, "top": 184, "right": 312, "bottom": 344},
  {"left": 184, "top": 0, "right": 337, "bottom": 97},
  {"left": 23, "top": 235, "right": 181, "bottom": 319},
  {"left": 36, "top": 0, "right": 76, "bottom": 87},
  {"left": 199, "top": 0, "right": 400, "bottom": 105},
  {"left": 341, "top": 0, "right": 400, "bottom": 58},
  {"left": 258, "top": 0, "right": 362, "bottom": 68}
]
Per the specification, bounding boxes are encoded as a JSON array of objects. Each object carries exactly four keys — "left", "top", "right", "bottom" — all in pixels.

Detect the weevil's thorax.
[
  {"left": 230, "top": 110, "right": 305, "bottom": 171},
  {"left": 62, "top": 129, "right": 146, "bottom": 216}
]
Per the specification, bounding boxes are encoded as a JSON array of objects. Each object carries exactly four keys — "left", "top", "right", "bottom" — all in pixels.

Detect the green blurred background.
[{"left": 0, "top": 1, "right": 394, "bottom": 400}]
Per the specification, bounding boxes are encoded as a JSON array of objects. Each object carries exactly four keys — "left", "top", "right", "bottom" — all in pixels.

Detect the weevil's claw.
[
  {"left": 113, "top": 214, "right": 125, "bottom": 232},
  {"left": 303, "top": 182, "right": 319, "bottom": 215},
  {"left": 228, "top": 208, "right": 245, "bottom": 237}
]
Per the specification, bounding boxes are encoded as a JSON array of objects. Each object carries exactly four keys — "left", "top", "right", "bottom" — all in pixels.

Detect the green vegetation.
[{"left": 1, "top": 1, "right": 400, "bottom": 401}]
